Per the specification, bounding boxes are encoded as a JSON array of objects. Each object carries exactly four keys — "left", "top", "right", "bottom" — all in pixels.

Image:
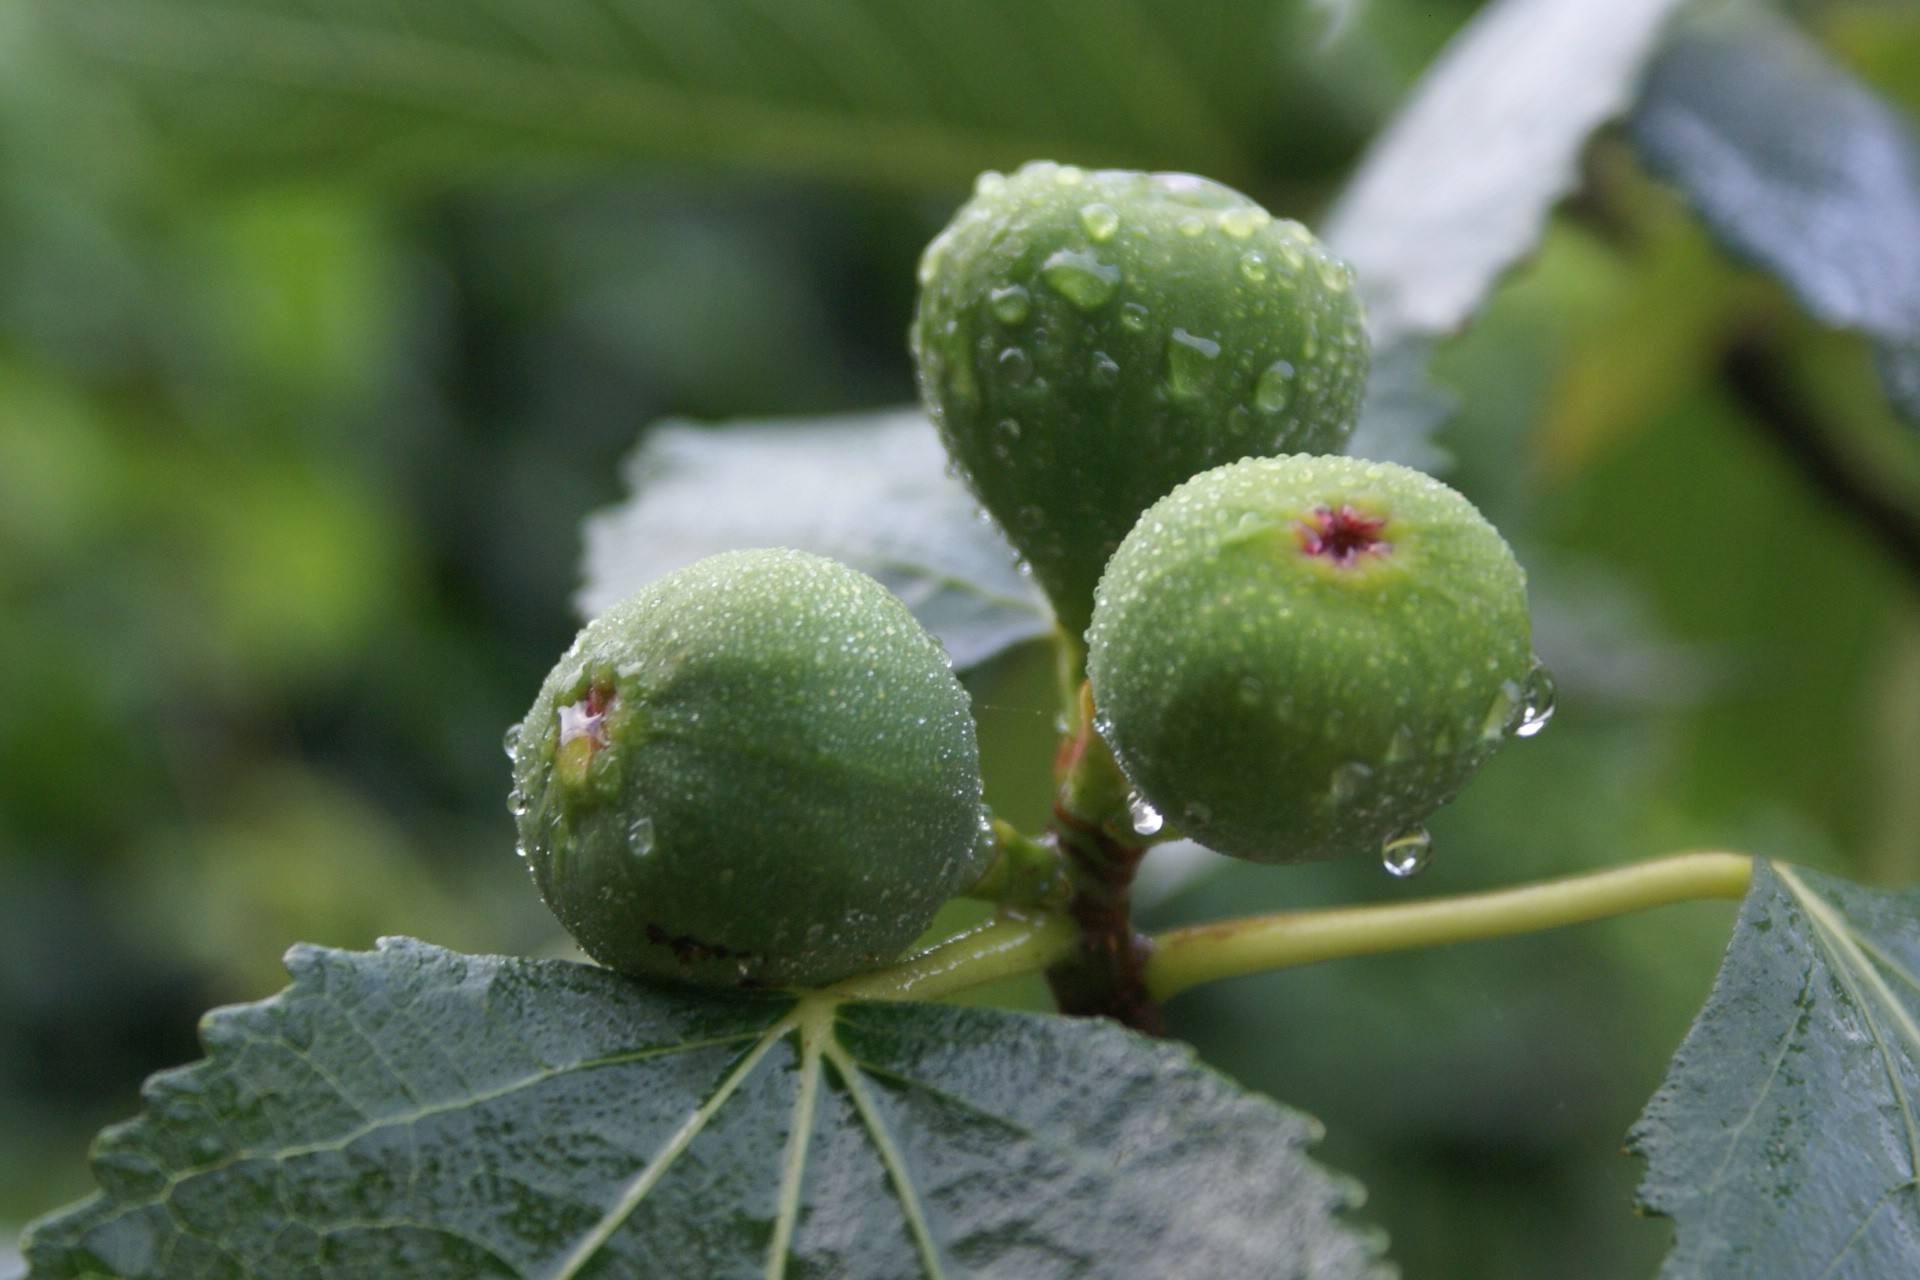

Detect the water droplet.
[
  {"left": 992, "top": 417, "right": 1022, "bottom": 460},
  {"left": 1127, "top": 792, "right": 1164, "bottom": 837},
  {"left": 1238, "top": 250, "right": 1269, "bottom": 282},
  {"left": 988, "top": 283, "right": 1031, "bottom": 325},
  {"left": 996, "top": 346, "right": 1034, "bottom": 386},
  {"left": 1329, "top": 761, "right": 1373, "bottom": 805},
  {"left": 1167, "top": 328, "right": 1221, "bottom": 398},
  {"left": 1515, "top": 660, "right": 1557, "bottom": 738},
  {"left": 1119, "top": 302, "right": 1151, "bottom": 332},
  {"left": 507, "top": 787, "right": 529, "bottom": 817},
  {"left": 1079, "top": 201, "right": 1120, "bottom": 242},
  {"left": 974, "top": 170, "right": 1006, "bottom": 197},
  {"left": 628, "top": 815, "right": 656, "bottom": 857},
  {"left": 1177, "top": 214, "right": 1207, "bottom": 237},
  {"left": 502, "top": 723, "right": 522, "bottom": 761},
  {"left": 1315, "top": 256, "right": 1352, "bottom": 292},
  {"left": 1385, "top": 724, "right": 1416, "bottom": 764},
  {"left": 1255, "top": 360, "right": 1295, "bottom": 413},
  {"left": 1090, "top": 351, "right": 1120, "bottom": 388},
  {"left": 1382, "top": 828, "right": 1433, "bottom": 878},
  {"left": 1236, "top": 676, "right": 1264, "bottom": 706},
  {"left": 1040, "top": 248, "right": 1120, "bottom": 310},
  {"left": 1218, "top": 206, "right": 1270, "bottom": 239},
  {"left": 1054, "top": 163, "right": 1085, "bottom": 186}
]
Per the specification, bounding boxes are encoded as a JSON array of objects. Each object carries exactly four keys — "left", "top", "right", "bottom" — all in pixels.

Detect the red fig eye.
[{"left": 1296, "top": 504, "right": 1389, "bottom": 566}]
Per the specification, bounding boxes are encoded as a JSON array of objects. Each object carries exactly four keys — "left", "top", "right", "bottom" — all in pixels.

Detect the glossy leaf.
[
  {"left": 1632, "top": 11, "right": 1920, "bottom": 426},
  {"left": 1323, "top": 0, "right": 1690, "bottom": 347},
  {"left": 578, "top": 410, "right": 1052, "bottom": 673},
  {"left": 17, "top": 0, "right": 1302, "bottom": 192},
  {"left": 22, "top": 938, "right": 1391, "bottom": 1279},
  {"left": 1631, "top": 861, "right": 1920, "bottom": 1277}
]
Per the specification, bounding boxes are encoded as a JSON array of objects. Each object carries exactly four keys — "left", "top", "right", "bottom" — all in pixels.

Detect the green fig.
[
  {"left": 1086, "top": 455, "right": 1536, "bottom": 864},
  {"left": 912, "top": 160, "right": 1371, "bottom": 637},
  {"left": 508, "top": 548, "right": 990, "bottom": 987}
]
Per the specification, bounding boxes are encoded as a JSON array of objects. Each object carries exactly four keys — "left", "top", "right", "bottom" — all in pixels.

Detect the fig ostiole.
[
  {"left": 1086, "top": 455, "right": 1535, "bottom": 865},
  {"left": 508, "top": 548, "right": 991, "bottom": 988},
  {"left": 912, "top": 160, "right": 1371, "bottom": 637}
]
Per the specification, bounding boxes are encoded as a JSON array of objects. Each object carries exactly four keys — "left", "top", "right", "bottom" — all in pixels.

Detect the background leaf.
[
  {"left": 23, "top": 938, "right": 1391, "bottom": 1280},
  {"left": 1631, "top": 9, "right": 1920, "bottom": 427},
  {"left": 1631, "top": 861, "right": 1920, "bottom": 1278},
  {"left": 1322, "top": 0, "right": 1689, "bottom": 348},
  {"left": 577, "top": 410, "right": 1052, "bottom": 672},
  {"left": 18, "top": 0, "right": 1363, "bottom": 193}
]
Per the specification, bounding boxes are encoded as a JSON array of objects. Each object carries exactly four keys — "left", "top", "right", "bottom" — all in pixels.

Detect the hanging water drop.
[
  {"left": 1381, "top": 828, "right": 1433, "bottom": 878},
  {"left": 1127, "top": 791, "right": 1164, "bottom": 837},
  {"left": 507, "top": 787, "right": 529, "bottom": 817},
  {"left": 1515, "top": 660, "right": 1557, "bottom": 738},
  {"left": 502, "top": 723, "right": 522, "bottom": 762}
]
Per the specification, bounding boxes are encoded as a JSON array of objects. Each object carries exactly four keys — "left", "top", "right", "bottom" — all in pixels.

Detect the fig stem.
[
  {"left": 1144, "top": 851, "right": 1755, "bottom": 1002},
  {"left": 1044, "top": 681, "right": 1165, "bottom": 1034},
  {"left": 965, "top": 820, "right": 1072, "bottom": 910},
  {"left": 822, "top": 912, "right": 1078, "bottom": 1004}
]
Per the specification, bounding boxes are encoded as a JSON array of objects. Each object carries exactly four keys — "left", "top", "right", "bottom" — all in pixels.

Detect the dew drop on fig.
[
  {"left": 1078, "top": 201, "right": 1120, "bottom": 242},
  {"left": 988, "top": 284, "right": 1031, "bottom": 325},
  {"left": 1328, "top": 760, "right": 1372, "bottom": 805},
  {"left": 502, "top": 723, "right": 522, "bottom": 762},
  {"left": 1381, "top": 828, "right": 1433, "bottom": 878}
]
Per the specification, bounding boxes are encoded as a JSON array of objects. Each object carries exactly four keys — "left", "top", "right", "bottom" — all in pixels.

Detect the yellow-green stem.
[
  {"left": 1146, "top": 851, "right": 1755, "bottom": 1002},
  {"left": 824, "top": 912, "right": 1078, "bottom": 1004}
]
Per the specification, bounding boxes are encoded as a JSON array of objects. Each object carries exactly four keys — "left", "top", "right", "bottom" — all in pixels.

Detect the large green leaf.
[
  {"left": 1631, "top": 10, "right": 1920, "bottom": 428},
  {"left": 17, "top": 0, "right": 1317, "bottom": 192},
  {"left": 578, "top": 410, "right": 1052, "bottom": 673},
  {"left": 23, "top": 937, "right": 1391, "bottom": 1279},
  {"left": 1631, "top": 862, "right": 1920, "bottom": 1278}
]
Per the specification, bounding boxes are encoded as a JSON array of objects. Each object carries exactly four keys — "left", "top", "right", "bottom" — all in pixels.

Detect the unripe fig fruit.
[
  {"left": 912, "top": 160, "right": 1371, "bottom": 637},
  {"left": 1086, "top": 456, "right": 1533, "bottom": 864},
  {"left": 508, "top": 548, "right": 990, "bottom": 987}
]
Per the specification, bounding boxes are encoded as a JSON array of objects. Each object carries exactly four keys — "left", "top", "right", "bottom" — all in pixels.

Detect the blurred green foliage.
[{"left": 5, "top": 2, "right": 1920, "bottom": 1277}]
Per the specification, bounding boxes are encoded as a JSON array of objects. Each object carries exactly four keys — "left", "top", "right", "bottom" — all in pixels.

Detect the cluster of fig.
[{"left": 507, "top": 160, "right": 1544, "bottom": 990}]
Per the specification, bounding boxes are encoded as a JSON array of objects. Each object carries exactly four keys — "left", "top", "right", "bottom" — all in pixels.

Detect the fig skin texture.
[
  {"left": 1086, "top": 456, "right": 1533, "bottom": 864},
  {"left": 509, "top": 548, "right": 989, "bottom": 987},
  {"left": 912, "top": 160, "right": 1371, "bottom": 637}
]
